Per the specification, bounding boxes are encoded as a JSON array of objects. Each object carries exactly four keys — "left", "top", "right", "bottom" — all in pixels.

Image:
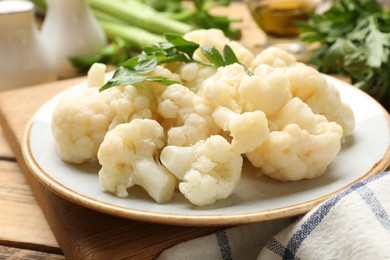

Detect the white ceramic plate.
[{"left": 22, "top": 75, "right": 390, "bottom": 226}]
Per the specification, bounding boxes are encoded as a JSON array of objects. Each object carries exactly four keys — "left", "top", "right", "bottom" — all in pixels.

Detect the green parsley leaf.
[
  {"left": 100, "top": 33, "right": 251, "bottom": 92},
  {"left": 165, "top": 33, "right": 199, "bottom": 58},
  {"left": 201, "top": 45, "right": 253, "bottom": 75},
  {"left": 298, "top": 0, "right": 390, "bottom": 109},
  {"left": 200, "top": 46, "right": 225, "bottom": 67},
  {"left": 365, "top": 17, "right": 390, "bottom": 68}
]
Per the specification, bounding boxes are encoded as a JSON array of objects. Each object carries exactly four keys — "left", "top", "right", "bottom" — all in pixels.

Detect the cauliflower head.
[
  {"left": 212, "top": 106, "right": 269, "bottom": 154},
  {"left": 184, "top": 29, "right": 254, "bottom": 67},
  {"left": 199, "top": 63, "right": 247, "bottom": 113},
  {"left": 285, "top": 64, "right": 355, "bottom": 138},
  {"left": 108, "top": 84, "right": 158, "bottom": 130},
  {"left": 160, "top": 135, "right": 243, "bottom": 206},
  {"left": 175, "top": 62, "right": 217, "bottom": 92},
  {"left": 134, "top": 65, "right": 181, "bottom": 95},
  {"left": 251, "top": 46, "right": 296, "bottom": 69},
  {"left": 239, "top": 64, "right": 292, "bottom": 117},
  {"left": 52, "top": 87, "right": 118, "bottom": 163},
  {"left": 167, "top": 113, "right": 210, "bottom": 146},
  {"left": 158, "top": 84, "right": 219, "bottom": 146},
  {"left": 98, "top": 119, "right": 176, "bottom": 203},
  {"left": 87, "top": 63, "right": 106, "bottom": 88},
  {"left": 246, "top": 98, "right": 343, "bottom": 181}
]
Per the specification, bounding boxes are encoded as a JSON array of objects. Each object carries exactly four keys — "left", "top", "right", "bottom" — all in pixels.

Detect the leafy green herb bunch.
[{"left": 298, "top": 0, "right": 390, "bottom": 110}]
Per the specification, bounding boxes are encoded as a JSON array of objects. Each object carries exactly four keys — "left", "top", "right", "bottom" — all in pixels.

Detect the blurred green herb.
[
  {"left": 191, "top": 0, "right": 242, "bottom": 40},
  {"left": 138, "top": 0, "right": 183, "bottom": 13},
  {"left": 70, "top": 38, "right": 136, "bottom": 73},
  {"left": 298, "top": 0, "right": 390, "bottom": 109}
]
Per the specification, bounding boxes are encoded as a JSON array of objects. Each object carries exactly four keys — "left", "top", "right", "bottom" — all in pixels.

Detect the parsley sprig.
[
  {"left": 100, "top": 33, "right": 251, "bottom": 92},
  {"left": 298, "top": 0, "right": 390, "bottom": 109}
]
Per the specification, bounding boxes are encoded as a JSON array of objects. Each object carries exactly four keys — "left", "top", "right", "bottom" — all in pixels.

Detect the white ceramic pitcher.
[
  {"left": 40, "top": 0, "right": 107, "bottom": 79},
  {"left": 0, "top": 1, "right": 57, "bottom": 91}
]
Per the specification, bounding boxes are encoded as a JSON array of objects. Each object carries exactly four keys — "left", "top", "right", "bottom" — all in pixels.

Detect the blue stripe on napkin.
[
  {"left": 265, "top": 171, "right": 389, "bottom": 259},
  {"left": 216, "top": 230, "right": 233, "bottom": 260},
  {"left": 356, "top": 185, "right": 390, "bottom": 232},
  {"left": 267, "top": 238, "right": 296, "bottom": 260}
]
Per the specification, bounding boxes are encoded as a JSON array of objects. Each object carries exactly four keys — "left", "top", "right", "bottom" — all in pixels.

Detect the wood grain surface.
[
  {"left": 0, "top": 245, "right": 64, "bottom": 259},
  {"left": 0, "top": 3, "right": 262, "bottom": 259},
  {"left": 0, "top": 128, "right": 12, "bottom": 158}
]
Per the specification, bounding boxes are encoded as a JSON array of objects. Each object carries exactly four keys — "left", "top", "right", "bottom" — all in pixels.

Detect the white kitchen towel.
[
  {"left": 157, "top": 171, "right": 390, "bottom": 260},
  {"left": 258, "top": 170, "right": 390, "bottom": 260},
  {"left": 157, "top": 217, "right": 292, "bottom": 260}
]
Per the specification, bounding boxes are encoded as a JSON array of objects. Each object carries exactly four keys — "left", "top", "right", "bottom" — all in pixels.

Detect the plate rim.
[{"left": 21, "top": 75, "right": 390, "bottom": 227}]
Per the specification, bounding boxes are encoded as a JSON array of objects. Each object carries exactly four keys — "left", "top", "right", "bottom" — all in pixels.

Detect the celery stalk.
[
  {"left": 93, "top": 9, "right": 127, "bottom": 25},
  {"left": 99, "top": 20, "right": 164, "bottom": 49},
  {"left": 88, "top": 0, "right": 193, "bottom": 35}
]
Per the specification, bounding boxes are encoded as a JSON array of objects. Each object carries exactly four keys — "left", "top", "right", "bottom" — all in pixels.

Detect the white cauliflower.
[
  {"left": 212, "top": 106, "right": 269, "bottom": 154},
  {"left": 239, "top": 64, "right": 292, "bottom": 118},
  {"left": 160, "top": 135, "right": 243, "bottom": 206},
  {"left": 184, "top": 29, "right": 230, "bottom": 63},
  {"left": 228, "top": 41, "right": 255, "bottom": 68},
  {"left": 51, "top": 30, "right": 357, "bottom": 207},
  {"left": 158, "top": 84, "right": 219, "bottom": 146},
  {"left": 167, "top": 114, "right": 210, "bottom": 146},
  {"left": 176, "top": 62, "right": 217, "bottom": 92},
  {"left": 52, "top": 82, "right": 159, "bottom": 164},
  {"left": 251, "top": 46, "right": 296, "bottom": 69},
  {"left": 52, "top": 87, "right": 119, "bottom": 163},
  {"left": 87, "top": 63, "right": 107, "bottom": 88},
  {"left": 246, "top": 98, "right": 343, "bottom": 181},
  {"left": 134, "top": 65, "right": 181, "bottom": 95},
  {"left": 108, "top": 85, "right": 158, "bottom": 130},
  {"left": 98, "top": 119, "right": 176, "bottom": 203},
  {"left": 285, "top": 64, "right": 355, "bottom": 138},
  {"left": 198, "top": 63, "right": 247, "bottom": 113},
  {"left": 184, "top": 29, "right": 254, "bottom": 67}
]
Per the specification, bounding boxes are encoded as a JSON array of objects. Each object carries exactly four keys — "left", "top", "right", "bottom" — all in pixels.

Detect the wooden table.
[
  {"left": 0, "top": 129, "right": 62, "bottom": 259},
  {"left": 0, "top": 3, "right": 266, "bottom": 259}
]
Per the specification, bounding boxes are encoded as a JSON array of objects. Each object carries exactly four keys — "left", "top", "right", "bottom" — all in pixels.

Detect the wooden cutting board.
[{"left": 0, "top": 3, "right": 265, "bottom": 259}]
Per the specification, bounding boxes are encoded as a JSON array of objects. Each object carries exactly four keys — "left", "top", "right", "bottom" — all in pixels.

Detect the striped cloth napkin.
[{"left": 157, "top": 171, "right": 390, "bottom": 260}]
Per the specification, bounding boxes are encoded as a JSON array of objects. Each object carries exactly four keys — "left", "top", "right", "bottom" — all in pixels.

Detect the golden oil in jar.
[{"left": 252, "top": 0, "right": 314, "bottom": 38}]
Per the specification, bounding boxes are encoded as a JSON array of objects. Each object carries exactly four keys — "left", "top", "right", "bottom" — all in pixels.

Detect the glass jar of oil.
[{"left": 245, "top": 0, "right": 327, "bottom": 58}]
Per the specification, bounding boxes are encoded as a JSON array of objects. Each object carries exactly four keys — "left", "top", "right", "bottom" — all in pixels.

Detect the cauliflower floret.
[
  {"left": 246, "top": 98, "right": 343, "bottom": 181},
  {"left": 184, "top": 29, "right": 230, "bottom": 62},
  {"left": 199, "top": 63, "right": 247, "bottom": 113},
  {"left": 98, "top": 119, "right": 176, "bottom": 203},
  {"left": 135, "top": 65, "right": 181, "bottom": 95},
  {"left": 212, "top": 106, "right": 269, "bottom": 154},
  {"left": 228, "top": 41, "right": 255, "bottom": 68},
  {"left": 176, "top": 62, "right": 217, "bottom": 92},
  {"left": 167, "top": 114, "right": 210, "bottom": 146},
  {"left": 239, "top": 65, "right": 292, "bottom": 117},
  {"left": 52, "top": 82, "right": 159, "bottom": 163},
  {"left": 184, "top": 29, "right": 254, "bottom": 67},
  {"left": 158, "top": 84, "right": 219, "bottom": 145},
  {"left": 108, "top": 85, "right": 157, "bottom": 129},
  {"left": 87, "top": 63, "right": 107, "bottom": 88},
  {"left": 251, "top": 46, "right": 296, "bottom": 69},
  {"left": 52, "top": 87, "right": 119, "bottom": 163},
  {"left": 286, "top": 64, "right": 355, "bottom": 138},
  {"left": 160, "top": 135, "right": 243, "bottom": 206}
]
